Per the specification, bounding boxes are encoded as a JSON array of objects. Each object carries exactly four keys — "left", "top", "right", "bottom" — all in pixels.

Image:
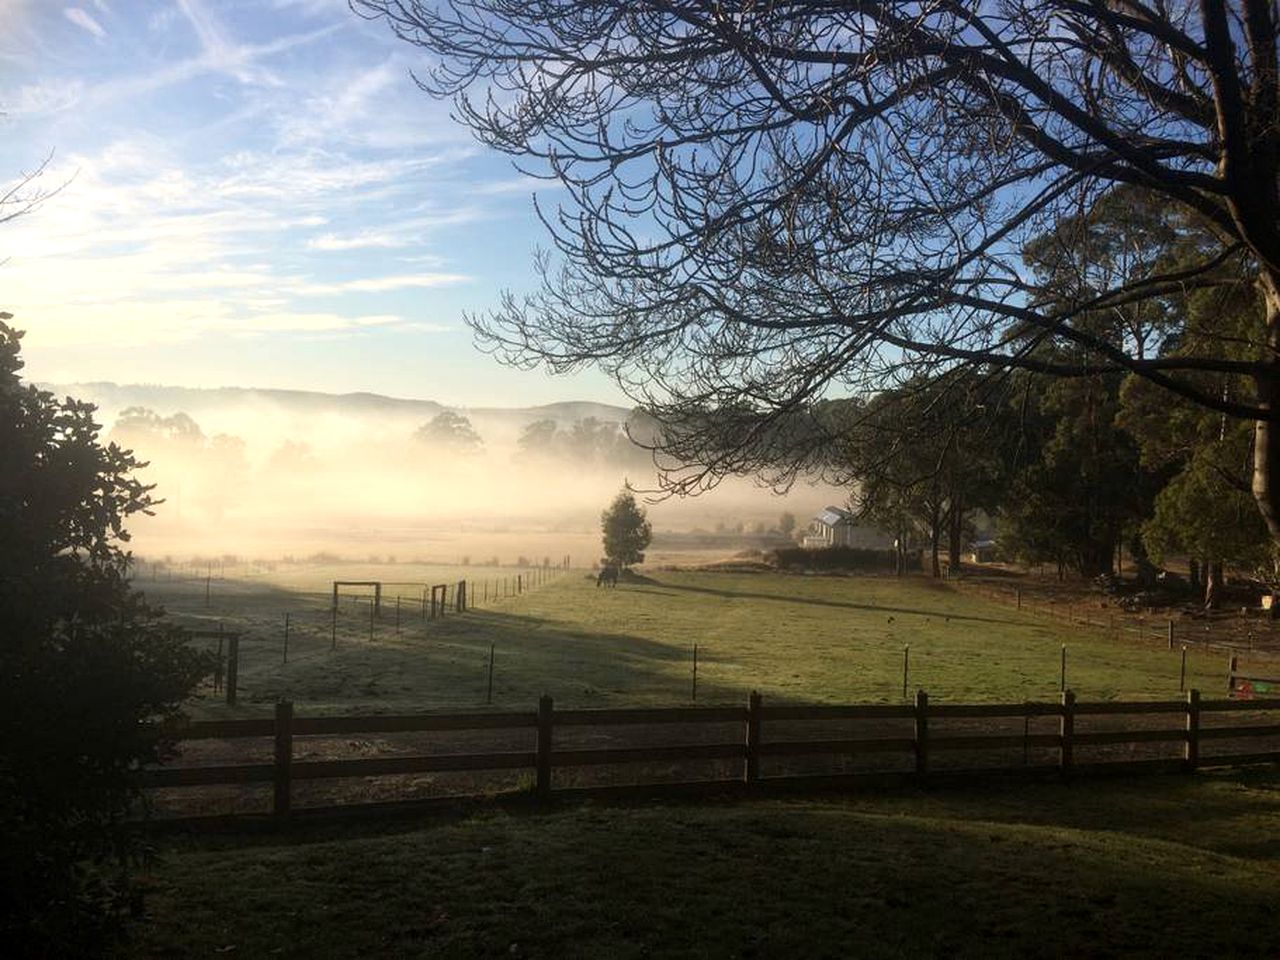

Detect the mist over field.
[{"left": 47, "top": 382, "right": 841, "bottom": 562}]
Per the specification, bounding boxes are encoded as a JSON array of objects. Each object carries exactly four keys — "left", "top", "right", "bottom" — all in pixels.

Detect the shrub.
[{"left": 0, "top": 321, "right": 210, "bottom": 956}]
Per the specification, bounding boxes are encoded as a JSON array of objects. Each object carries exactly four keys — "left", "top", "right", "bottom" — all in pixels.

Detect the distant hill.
[{"left": 37, "top": 382, "right": 634, "bottom": 432}]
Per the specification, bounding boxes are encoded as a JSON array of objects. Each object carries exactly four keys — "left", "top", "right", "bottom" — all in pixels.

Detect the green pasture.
[
  {"left": 122, "top": 766, "right": 1280, "bottom": 959},
  {"left": 143, "top": 566, "right": 1244, "bottom": 717}
]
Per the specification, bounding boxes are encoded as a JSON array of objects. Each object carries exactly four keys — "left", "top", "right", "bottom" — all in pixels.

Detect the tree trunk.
[
  {"left": 929, "top": 505, "right": 941, "bottom": 578},
  {"left": 1252, "top": 279, "right": 1280, "bottom": 546},
  {"left": 947, "top": 496, "right": 963, "bottom": 575},
  {"left": 1204, "top": 561, "right": 1223, "bottom": 609}
]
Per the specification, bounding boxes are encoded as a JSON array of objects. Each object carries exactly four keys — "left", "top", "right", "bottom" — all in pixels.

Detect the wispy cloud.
[
  {"left": 63, "top": 7, "right": 106, "bottom": 40},
  {"left": 4, "top": 136, "right": 475, "bottom": 352},
  {"left": 177, "top": 0, "right": 278, "bottom": 86},
  {"left": 5, "top": 78, "right": 84, "bottom": 116},
  {"left": 68, "top": 21, "right": 341, "bottom": 114}
]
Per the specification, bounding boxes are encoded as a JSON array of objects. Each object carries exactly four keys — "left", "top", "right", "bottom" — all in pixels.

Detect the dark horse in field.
[{"left": 596, "top": 564, "right": 619, "bottom": 588}]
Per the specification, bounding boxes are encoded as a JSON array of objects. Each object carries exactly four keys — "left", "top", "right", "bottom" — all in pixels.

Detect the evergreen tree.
[{"left": 600, "top": 489, "right": 652, "bottom": 568}]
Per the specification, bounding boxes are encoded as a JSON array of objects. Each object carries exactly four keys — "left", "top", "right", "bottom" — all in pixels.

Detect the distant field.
[
  {"left": 122, "top": 766, "right": 1280, "bottom": 959},
  {"left": 142, "top": 565, "right": 1249, "bottom": 719}
]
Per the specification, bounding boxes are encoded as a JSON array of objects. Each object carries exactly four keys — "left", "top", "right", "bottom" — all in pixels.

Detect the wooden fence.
[
  {"left": 141, "top": 690, "right": 1280, "bottom": 820},
  {"left": 958, "top": 578, "right": 1280, "bottom": 656}
]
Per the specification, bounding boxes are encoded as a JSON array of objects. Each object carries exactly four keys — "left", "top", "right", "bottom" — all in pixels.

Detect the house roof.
[{"left": 815, "top": 506, "right": 855, "bottom": 527}]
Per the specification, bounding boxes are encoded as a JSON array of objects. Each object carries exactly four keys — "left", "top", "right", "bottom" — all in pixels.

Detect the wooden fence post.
[
  {"left": 225, "top": 634, "right": 239, "bottom": 706},
  {"left": 1059, "top": 690, "right": 1075, "bottom": 776},
  {"left": 1060, "top": 644, "right": 1067, "bottom": 692},
  {"left": 745, "top": 690, "right": 761, "bottom": 785},
  {"left": 1167, "top": 620, "right": 1174, "bottom": 650},
  {"left": 536, "top": 695, "right": 554, "bottom": 800},
  {"left": 902, "top": 644, "right": 909, "bottom": 700},
  {"left": 1184, "top": 689, "right": 1200, "bottom": 772},
  {"left": 914, "top": 690, "right": 929, "bottom": 778},
  {"left": 1228, "top": 654, "right": 1238, "bottom": 696},
  {"left": 273, "top": 700, "right": 293, "bottom": 819},
  {"left": 1180, "top": 645, "right": 1188, "bottom": 692}
]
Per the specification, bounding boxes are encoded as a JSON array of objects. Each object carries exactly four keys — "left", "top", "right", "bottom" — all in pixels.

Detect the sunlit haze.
[{"left": 1, "top": 1, "right": 846, "bottom": 558}]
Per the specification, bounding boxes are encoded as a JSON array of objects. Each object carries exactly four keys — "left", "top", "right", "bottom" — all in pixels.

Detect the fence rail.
[{"left": 144, "top": 689, "right": 1280, "bottom": 820}]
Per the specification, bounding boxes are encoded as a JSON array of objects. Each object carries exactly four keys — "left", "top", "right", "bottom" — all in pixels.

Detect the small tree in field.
[
  {"left": 0, "top": 319, "right": 209, "bottom": 956},
  {"left": 601, "top": 489, "right": 652, "bottom": 569}
]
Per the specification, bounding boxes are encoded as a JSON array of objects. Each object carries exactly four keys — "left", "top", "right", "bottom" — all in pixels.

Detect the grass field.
[
  {"left": 141, "top": 564, "right": 1249, "bottom": 718},
  {"left": 121, "top": 766, "right": 1280, "bottom": 959}
]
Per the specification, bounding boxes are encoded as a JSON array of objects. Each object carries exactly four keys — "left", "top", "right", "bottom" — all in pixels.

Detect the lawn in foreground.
[
  {"left": 163, "top": 568, "right": 1241, "bottom": 716},
  {"left": 123, "top": 766, "right": 1280, "bottom": 959}
]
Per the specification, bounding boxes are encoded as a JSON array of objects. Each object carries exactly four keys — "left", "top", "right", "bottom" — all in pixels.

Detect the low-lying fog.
[{"left": 53, "top": 383, "right": 843, "bottom": 564}]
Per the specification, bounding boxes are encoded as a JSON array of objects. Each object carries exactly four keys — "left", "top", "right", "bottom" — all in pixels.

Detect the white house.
[{"left": 802, "top": 506, "right": 859, "bottom": 548}]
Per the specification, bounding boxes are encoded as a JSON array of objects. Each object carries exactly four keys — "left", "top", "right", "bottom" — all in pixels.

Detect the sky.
[{"left": 0, "top": 0, "right": 628, "bottom": 407}]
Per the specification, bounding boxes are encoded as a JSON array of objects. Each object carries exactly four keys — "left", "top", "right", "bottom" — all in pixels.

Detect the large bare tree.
[{"left": 354, "top": 1, "right": 1280, "bottom": 538}]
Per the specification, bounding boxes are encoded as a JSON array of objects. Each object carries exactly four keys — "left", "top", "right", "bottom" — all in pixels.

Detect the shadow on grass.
[
  {"left": 649, "top": 578, "right": 1027, "bottom": 627},
  {"left": 215, "top": 606, "right": 772, "bottom": 713},
  {"left": 882, "top": 764, "right": 1280, "bottom": 861},
  {"left": 132, "top": 769, "right": 1280, "bottom": 960}
]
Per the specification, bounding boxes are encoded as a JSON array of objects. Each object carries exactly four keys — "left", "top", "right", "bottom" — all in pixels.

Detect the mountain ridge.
[{"left": 37, "top": 381, "right": 635, "bottom": 426}]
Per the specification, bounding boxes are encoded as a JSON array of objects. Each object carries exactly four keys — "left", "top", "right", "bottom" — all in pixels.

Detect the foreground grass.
[
  {"left": 124, "top": 767, "right": 1280, "bottom": 959},
  {"left": 153, "top": 567, "right": 1242, "bottom": 716}
]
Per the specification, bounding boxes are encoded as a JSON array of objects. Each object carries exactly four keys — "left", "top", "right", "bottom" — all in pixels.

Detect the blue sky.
[{"left": 1, "top": 0, "right": 627, "bottom": 406}]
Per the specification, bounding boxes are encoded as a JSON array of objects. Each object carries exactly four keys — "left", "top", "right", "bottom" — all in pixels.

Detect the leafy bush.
[{"left": 0, "top": 321, "right": 210, "bottom": 956}]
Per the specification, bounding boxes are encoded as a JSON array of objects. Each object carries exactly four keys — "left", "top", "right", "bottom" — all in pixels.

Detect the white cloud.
[
  {"left": 63, "top": 7, "right": 106, "bottom": 40},
  {"left": 306, "top": 231, "right": 405, "bottom": 251},
  {"left": 270, "top": 0, "right": 349, "bottom": 16},
  {"left": 475, "top": 176, "right": 554, "bottom": 196},
  {"left": 229, "top": 312, "right": 408, "bottom": 334},
  {"left": 290, "top": 273, "right": 470, "bottom": 295}
]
